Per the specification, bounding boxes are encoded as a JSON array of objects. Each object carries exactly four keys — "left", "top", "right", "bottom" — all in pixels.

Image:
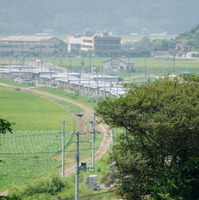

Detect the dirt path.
[{"left": 0, "top": 83, "right": 111, "bottom": 195}]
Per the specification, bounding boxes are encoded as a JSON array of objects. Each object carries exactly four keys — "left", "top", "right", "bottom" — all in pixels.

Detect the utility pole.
[
  {"left": 145, "top": 55, "right": 147, "bottom": 79},
  {"left": 111, "top": 128, "right": 114, "bottom": 146},
  {"left": 78, "top": 74, "right": 81, "bottom": 96},
  {"left": 62, "top": 120, "right": 65, "bottom": 177},
  {"left": 117, "top": 80, "right": 119, "bottom": 97},
  {"left": 96, "top": 71, "right": 99, "bottom": 102},
  {"left": 104, "top": 75, "right": 106, "bottom": 99},
  {"left": 109, "top": 78, "right": 112, "bottom": 97},
  {"left": 88, "top": 56, "right": 91, "bottom": 101},
  {"left": 76, "top": 112, "right": 96, "bottom": 171},
  {"left": 73, "top": 131, "right": 86, "bottom": 200},
  {"left": 128, "top": 56, "right": 130, "bottom": 83},
  {"left": 90, "top": 112, "right": 95, "bottom": 170},
  {"left": 172, "top": 55, "right": 175, "bottom": 74},
  {"left": 81, "top": 57, "right": 84, "bottom": 73},
  {"left": 53, "top": 56, "right": 55, "bottom": 71}
]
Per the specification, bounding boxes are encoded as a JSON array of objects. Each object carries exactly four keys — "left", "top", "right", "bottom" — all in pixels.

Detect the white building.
[
  {"left": 0, "top": 36, "right": 63, "bottom": 56},
  {"left": 67, "top": 38, "right": 82, "bottom": 53},
  {"left": 103, "top": 58, "right": 135, "bottom": 73},
  {"left": 186, "top": 51, "right": 199, "bottom": 59}
]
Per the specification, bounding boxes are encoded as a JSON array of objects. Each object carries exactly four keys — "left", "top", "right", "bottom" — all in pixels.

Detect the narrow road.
[{"left": 0, "top": 83, "right": 111, "bottom": 195}]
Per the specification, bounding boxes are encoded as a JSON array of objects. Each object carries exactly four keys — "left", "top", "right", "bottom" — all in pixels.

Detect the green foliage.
[
  {"left": 150, "top": 24, "right": 199, "bottom": 51},
  {"left": 154, "top": 23, "right": 199, "bottom": 51},
  {"left": 56, "top": 41, "right": 68, "bottom": 56},
  {"left": 0, "top": 159, "right": 61, "bottom": 191},
  {"left": 95, "top": 74, "right": 199, "bottom": 199},
  {"left": 8, "top": 173, "right": 68, "bottom": 199},
  {"left": 0, "top": 118, "right": 13, "bottom": 134},
  {"left": 151, "top": 159, "right": 199, "bottom": 200},
  {"left": 94, "top": 48, "right": 150, "bottom": 58}
]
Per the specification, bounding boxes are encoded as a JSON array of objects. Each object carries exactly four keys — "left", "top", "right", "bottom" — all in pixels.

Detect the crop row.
[{"left": 0, "top": 130, "right": 72, "bottom": 159}]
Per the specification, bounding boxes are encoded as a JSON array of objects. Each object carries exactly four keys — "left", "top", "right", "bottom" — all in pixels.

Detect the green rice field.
[
  {"left": 42, "top": 57, "right": 199, "bottom": 74},
  {"left": 0, "top": 86, "right": 75, "bottom": 190},
  {"left": 0, "top": 130, "right": 72, "bottom": 190},
  {"left": 0, "top": 86, "right": 75, "bottom": 130},
  {"left": 0, "top": 86, "right": 103, "bottom": 191}
]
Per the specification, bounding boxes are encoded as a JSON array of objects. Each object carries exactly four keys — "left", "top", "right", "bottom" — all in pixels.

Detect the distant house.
[
  {"left": 103, "top": 58, "right": 135, "bottom": 73},
  {"left": 175, "top": 43, "right": 189, "bottom": 53}
]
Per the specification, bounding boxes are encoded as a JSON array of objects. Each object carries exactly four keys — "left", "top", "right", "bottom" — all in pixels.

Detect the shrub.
[{"left": 9, "top": 173, "right": 68, "bottom": 199}]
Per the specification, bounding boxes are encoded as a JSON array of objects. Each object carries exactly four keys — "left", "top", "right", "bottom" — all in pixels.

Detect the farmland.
[
  {"left": 0, "top": 86, "right": 75, "bottom": 130},
  {"left": 0, "top": 86, "right": 74, "bottom": 190},
  {"left": 0, "top": 85, "right": 104, "bottom": 192},
  {"left": 42, "top": 57, "right": 199, "bottom": 84},
  {"left": 43, "top": 56, "right": 199, "bottom": 72}
]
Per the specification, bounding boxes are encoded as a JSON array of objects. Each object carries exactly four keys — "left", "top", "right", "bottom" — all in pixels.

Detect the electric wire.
[
  {"left": 0, "top": 148, "right": 92, "bottom": 155},
  {"left": 0, "top": 131, "right": 72, "bottom": 138}
]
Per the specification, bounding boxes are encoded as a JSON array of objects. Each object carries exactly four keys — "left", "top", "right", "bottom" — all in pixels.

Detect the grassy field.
[
  {"left": 0, "top": 86, "right": 74, "bottom": 130},
  {"left": 42, "top": 57, "right": 108, "bottom": 71},
  {"left": 0, "top": 78, "right": 34, "bottom": 87},
  {"left": 38, "top": 87, "right": 97, "bottom": 110},
  {"left": 41, "top": 56, "right": 199, "bottom": 73}
]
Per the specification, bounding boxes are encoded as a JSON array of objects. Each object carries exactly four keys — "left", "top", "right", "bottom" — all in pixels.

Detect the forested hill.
[{"left": 1, "top": 0, "right": 199, "bottom": 35}]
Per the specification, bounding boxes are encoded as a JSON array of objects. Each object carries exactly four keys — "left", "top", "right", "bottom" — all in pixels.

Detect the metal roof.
[
  {"left": 103, "top": 58, "right": 134, "bottom": 64},
  {"left": 0, "top": 36, "right": 59, "bottom": 42}
]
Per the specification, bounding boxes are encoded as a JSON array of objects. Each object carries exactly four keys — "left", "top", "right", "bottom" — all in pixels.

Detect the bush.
[
  {"left": 151, "top": 159, "right": 199, "bottom": 200},
  {"left": 9, "top": 173, "right": 68, "bottom": 199}
]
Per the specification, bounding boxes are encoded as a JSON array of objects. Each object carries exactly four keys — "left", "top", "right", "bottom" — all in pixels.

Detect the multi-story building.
[
  {"left": 81, "top": 32, "right": 121, "bottom": 55},
  {"left": 0, "top": 36, "right": 63, "bottom": 56}
]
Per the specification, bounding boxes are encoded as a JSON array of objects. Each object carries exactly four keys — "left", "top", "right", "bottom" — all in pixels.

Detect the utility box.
[
  {"left": 80, "top": 162, "right": 87, "bottom": 171},
  {"left": 87, "top": 175, "right": 97, "bottom": 190}
]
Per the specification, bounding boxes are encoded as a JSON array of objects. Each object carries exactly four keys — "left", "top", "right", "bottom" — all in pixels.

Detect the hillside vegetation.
[{"left": 0, "top": 0, "right": 199, "bottom": 35}]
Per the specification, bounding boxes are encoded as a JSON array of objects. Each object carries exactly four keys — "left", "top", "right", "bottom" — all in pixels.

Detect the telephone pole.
[
  {"left": 91, "top": 112, "right": 95, "bottom": 170},
  {"left": 111, "top": 128, "right": 114, "bottom": 146},
  {"left": 62, "top": 120, "right": 65, "bottom": 177},
  {"left": 73, "top": 131, "right": 86, "bottom": 200},
  {"left": 75, "top": 112, "right": 96, "bottom": 171}
]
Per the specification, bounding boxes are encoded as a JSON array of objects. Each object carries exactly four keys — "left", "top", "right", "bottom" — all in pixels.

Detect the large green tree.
[{"left": 95, "top": 74, "right": 199, "bottom": 199}]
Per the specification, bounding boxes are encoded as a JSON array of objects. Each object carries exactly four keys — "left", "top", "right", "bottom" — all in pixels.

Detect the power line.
[
  {"left": 0, "top": 148, "right": 92, "bottom": 155},
  {"left": 0, "top": 131, "right": 72, "bottom": 138}
]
